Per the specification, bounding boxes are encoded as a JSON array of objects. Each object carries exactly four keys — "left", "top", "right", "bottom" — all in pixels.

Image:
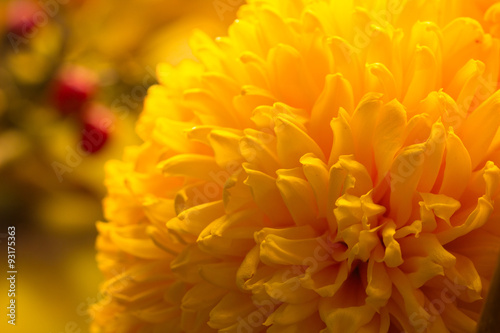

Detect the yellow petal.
[
  {"left": 240, "top": 51, "right": 270, "bottom": 89},
  {"left": 402, "top": 256, "right": 445, "bottom": 288},
  {"left": 201, "top": 72, "right": 240, "bottom": 115},
  {"left": 364, "top": 63, "right": 398, "bottom": 102},
  {"left": 403, "top": 45, "right": 438, "bottom": 107},
  {"left": 240, "top": 128, "right": 280, "bottom": 175},
  {"left": 365, "top": 260, "right": 392, "bottom": 309},
  {"left": 458, "top": 89, "right": 500, "bottom": 169},
  {"left": 372, "top": 99, "right": 407, "bottom": 185},
  {"left": 439, "top": 128, "right": 472, "bottom": 199},
  {"left": 258, "top": 233, "right": 322, "bottom": 266},
  {"left": 108, "top": 224, "right": 171, "bottom": 260},
  {"left": 181, "top": 282, "right": 226, "bottom": 313},
  {"left": 173, "top": 200, "right": 225, "bottom": 235},
  {"left": 349, "top": 93, "right": 383, "bottom": 173},
  {"left": 265, "top": 299, "right": 319, "bottom": 326},
  {"left": 335, "top": 155, "right": 373, "bottom": 197},
  {"left": 243, "top": 163, "right": 293, "bottom": 226},
  {"left": 264, "top": 273, "right": 318, "bottom": 304},
  {"left": 437, "top": 196, "right": 494, "bottom": 245},
  {"left": 159, "top": 154, "right": 221, "bottom": 181},
  {"left": 275, "top": 116, "right": 325, "bottom": 168},
  {"left": 417, "top": 118, "right": 446, "bottom": 194},
  {"left": 171, "top": 244, "right": 215, "bottom": 284},
  {"left": 328, "top": 36, "right": 363, "bottom": 101},
  {"left": 381, "top": 221, "right": 404, "bottom": 267},
  {"left": 235, "top": 84, "right": 276, "bottom": 118},
  {"left": 419, "top": 192, "right": 461, "bottom": 226},
  {"left": 444, "top": 252, "right": 482, "bottom": 302},
  {"left": 302, "top": 261, "right": 348, "bottom": 298},
  {"left": 400, "top": 233, "right": 456, "bottom": 269},
  {"left": 446, "top": 59, "right": 485, "bottom": 111},
  {"left": 442, "top": 18, "right": 489, "bottom": 81},
  {"left": 197, "top": 218, "right": 255, "bottom": 256},
  {"left": 300, "top": 153, "right": 330, "bottom": 218},
  {"left": 329, "top": 108, "right": 355, "bottom": 166},
  {"left": 236, "top": 245, "right": 261, "bottom": 290},
  {"left": 184, "top": 88, "right": 238, "bottom": 127},
  {"left": 208, "top": 129, "right": 244, "bottom": 167},
  {"left": 268, "top": 44, "right": 313, "bottom": 108},
  {"left": 276, "top": 167, "right": 321, "bottom": 228},
  {"left": 151, "top": 118, "right": 196, "bottom": 152},
  {"left": 439, "top": 300, "right": 477, "bottom": 333},
  {"left": 388, "top": 267, "right": 426, "bottom": 321},
  {"left": 319, "top": 300, "right": 376, "bottom": 333},
  {"left": 310, "top": 74, "right": 354, "bottom": 154},
  {"left": 389, "top": 144, "right": 425, "bottom": 226},
  {"left": 208, "top": 292, "right": 257, "bottom": 329},
  {"left": 199, "top": 262, "right": 240, "bottom": 291}
]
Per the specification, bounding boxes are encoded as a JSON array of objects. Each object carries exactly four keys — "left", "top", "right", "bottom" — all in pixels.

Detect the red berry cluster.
[{"left": 51, "top": 66, "right": 111, "bottom": 154}]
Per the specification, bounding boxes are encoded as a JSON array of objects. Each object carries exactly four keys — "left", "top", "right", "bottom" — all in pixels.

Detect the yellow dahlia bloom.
[{"left": 93, "top": 1, "right": 500, "bottom": 332}]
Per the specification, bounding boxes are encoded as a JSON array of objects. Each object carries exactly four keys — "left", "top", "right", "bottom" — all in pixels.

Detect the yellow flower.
[{"left": 92, "top": 1, "right": 500, "bottom": 332}]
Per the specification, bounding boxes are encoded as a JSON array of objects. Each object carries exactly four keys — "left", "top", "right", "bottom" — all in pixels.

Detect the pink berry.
[{"left": 52, "top": 66, "right": 97, "bottom": 115}]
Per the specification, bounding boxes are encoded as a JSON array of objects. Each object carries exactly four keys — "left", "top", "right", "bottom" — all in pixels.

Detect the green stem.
[{"left": 477, "top": 251, "right": 500, "bottom": 332}]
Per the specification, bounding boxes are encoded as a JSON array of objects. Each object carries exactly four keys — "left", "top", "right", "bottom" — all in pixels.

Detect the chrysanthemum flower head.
[{"left": 92, "top": 1, "right": 500, "bottom": 332}]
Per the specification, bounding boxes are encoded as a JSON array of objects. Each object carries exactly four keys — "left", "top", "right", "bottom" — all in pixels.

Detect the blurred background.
[{"left": 0, "top": 0, "right": 238, "bottom": 331}]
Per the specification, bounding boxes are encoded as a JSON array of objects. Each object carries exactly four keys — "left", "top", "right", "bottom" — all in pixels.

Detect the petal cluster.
[{"left": 92, "top": 1, "right": 500, "bottom": 332}]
